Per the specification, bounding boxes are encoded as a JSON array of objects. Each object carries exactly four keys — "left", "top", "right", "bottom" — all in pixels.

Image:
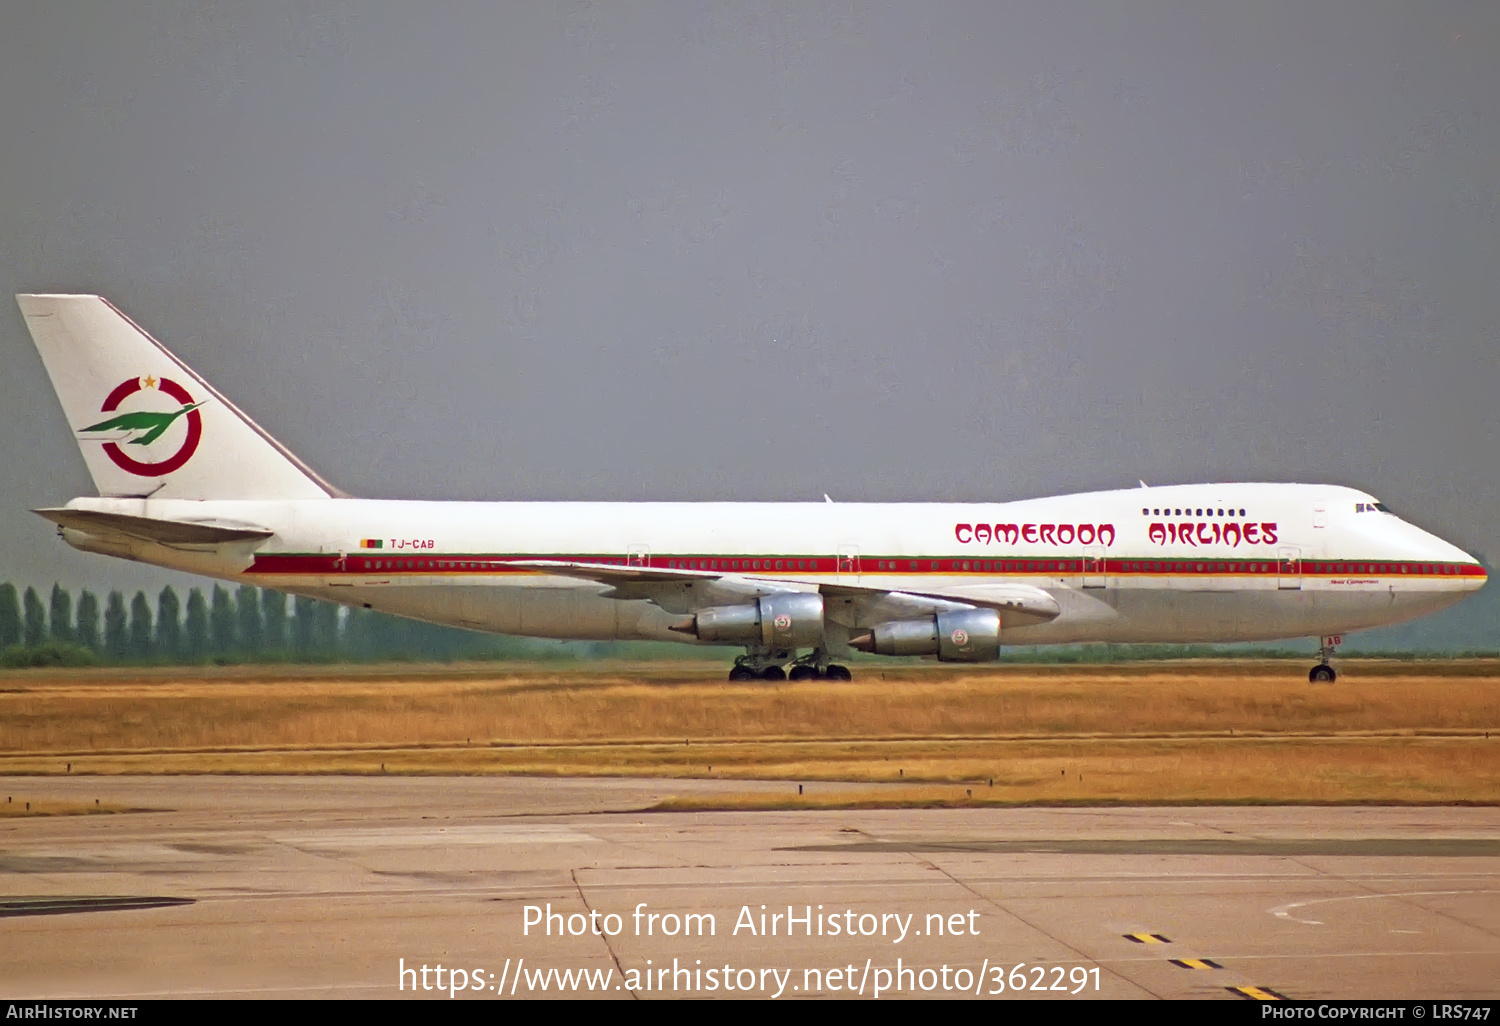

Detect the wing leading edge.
[{"left": 510, "top": 559, "right": 1061, "bottom": 627}]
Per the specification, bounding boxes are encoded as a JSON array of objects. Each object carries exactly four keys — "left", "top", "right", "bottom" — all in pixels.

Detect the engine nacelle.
[
  {"left": 685, "top": 593, "right": 825, "bottom": 649},
  {"left": 856, "top": 608, "right": 1001, "bottom": 662}
]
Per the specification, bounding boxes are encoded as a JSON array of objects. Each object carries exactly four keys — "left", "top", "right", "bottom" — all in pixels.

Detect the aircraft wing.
[
  {"left": 509, "top": 559, "right": 1059, "bottom": 626},
  {"left": 821, "top": 581, "right": 1060, "bottom": 626},
  {"left": 507, "top": 559, "right": 803, "bottom": 605},
  {"left": 510, "top": 559, "right": 728, "bottom": 586},
  {"left": 33, "top": 508, "right": 274, "bottom": 546}
]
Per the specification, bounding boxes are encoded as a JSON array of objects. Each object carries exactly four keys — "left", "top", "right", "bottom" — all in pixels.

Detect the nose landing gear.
[{"left": 1308, "top": 634, "right": 1341, "bottom": 683}]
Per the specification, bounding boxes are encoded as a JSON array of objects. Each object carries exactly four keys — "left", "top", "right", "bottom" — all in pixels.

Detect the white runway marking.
[
  {"left": 275, "top": 824, "right": 598, "bottom": 848},
  {"left": 1269, "top": 889, "right": 1500, "bottom": 925}
]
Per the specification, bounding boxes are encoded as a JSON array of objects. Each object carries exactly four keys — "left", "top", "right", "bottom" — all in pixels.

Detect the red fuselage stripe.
[{"left": 248, "top": 553, "right": 1487, "bottom": 579}]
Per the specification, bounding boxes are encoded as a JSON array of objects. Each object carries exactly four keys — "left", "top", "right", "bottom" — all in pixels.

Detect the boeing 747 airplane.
[{"left": 16, "top": 294, "right": 1487, "bottom": 681}]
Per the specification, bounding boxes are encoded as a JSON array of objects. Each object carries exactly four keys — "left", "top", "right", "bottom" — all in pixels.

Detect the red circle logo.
[{"left": 96, "top": 377, "right": 204, "bottom": 477}]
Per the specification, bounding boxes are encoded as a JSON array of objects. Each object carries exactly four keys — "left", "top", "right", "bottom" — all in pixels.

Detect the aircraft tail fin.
[{"left": 16, "top": 294, "right": 339, "bottom": 500}]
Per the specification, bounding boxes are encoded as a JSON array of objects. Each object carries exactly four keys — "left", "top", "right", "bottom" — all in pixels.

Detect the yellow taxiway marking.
[
  {"left": 1125, "top": 932, "right": 1171, "bottom": 944},
  {"left": 1169, "top": 958, "right": 1222, "bottom": 970},
  {"left": 1229, "top": 985, "right": 1286, "bottom": 1000}
]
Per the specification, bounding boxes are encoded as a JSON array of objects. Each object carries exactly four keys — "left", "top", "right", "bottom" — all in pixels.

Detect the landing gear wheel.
[
  {"left": 728, "top": 666, "right": 756, "bottom": 682},
  {"left": 824, "top": 664, "right": 852, "bottom": 681},
  {"left": 1309, "top": 635, "right": 1341, "bottom": 684},
  {"left": 787, "top": 665, "right": 820, "bottom": 681},
  {"left": 760, "top": 666, "right": 787, "bottom": 681}
]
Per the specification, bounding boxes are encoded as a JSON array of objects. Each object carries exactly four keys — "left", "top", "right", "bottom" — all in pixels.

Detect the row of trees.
[{"left": 0, "top": 581, "right": 505, "bottom": 664}]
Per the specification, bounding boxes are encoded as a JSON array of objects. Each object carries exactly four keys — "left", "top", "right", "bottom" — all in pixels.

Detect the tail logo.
[{"left": 79, "top": 376, "right": 206, "bottom": 476}]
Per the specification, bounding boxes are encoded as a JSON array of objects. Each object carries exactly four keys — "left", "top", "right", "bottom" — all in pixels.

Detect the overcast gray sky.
[{"left": 2, "top": 2, "right": 1496, "bottom": 595}]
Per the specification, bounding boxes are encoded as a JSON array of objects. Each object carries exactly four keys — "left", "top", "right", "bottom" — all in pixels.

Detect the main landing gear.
[
  {"left": 1308, "top": 634, "right": 1340, "bottom": 683},
  {"left": 791, "top": 663, "right": 852, "bottom": 681},
  {"left": 728, "top": 650, "right": 852, "bottom": 682}
]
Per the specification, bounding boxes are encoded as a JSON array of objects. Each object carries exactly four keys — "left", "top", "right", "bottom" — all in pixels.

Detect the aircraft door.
[
  {"left": 627, "top": 545, "right": 650, "bottom": 568},
  {"left": 836, "top": 545, "right": 861, "bottom": 580},
  {"left": 1278, "top": 546, "right": 1301, "bottom": 590},
  {"left": 1082, "top": 546, "right": 1106, "bottom": 589}
]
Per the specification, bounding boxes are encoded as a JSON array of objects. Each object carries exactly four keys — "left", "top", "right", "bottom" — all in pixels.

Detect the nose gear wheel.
[{"left": 1309, "top": 635, "right": 1340, "bottom": 683}]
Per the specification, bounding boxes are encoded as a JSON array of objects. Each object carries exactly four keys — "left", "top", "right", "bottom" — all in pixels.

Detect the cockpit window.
[
  {"left": 1373, "top": 502, "right": 1392, "bottom": 513},
  {"left": 1356, "top": 501, "right": 1395, "bottom": 514}
]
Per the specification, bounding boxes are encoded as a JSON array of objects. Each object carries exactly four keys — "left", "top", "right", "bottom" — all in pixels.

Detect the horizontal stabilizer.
[{"left": 33, "top": 508, "right": 273, "bottom": 546}]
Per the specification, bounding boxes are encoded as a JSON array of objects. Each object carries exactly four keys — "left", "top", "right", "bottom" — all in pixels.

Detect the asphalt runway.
[{"left": 0, "top": 776, "right": 1496, "bottom": 1000}]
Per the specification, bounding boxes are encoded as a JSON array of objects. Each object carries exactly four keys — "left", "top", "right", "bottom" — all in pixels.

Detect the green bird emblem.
[{"left": 80, "top": 403, "right": 206, "bottom": 446}]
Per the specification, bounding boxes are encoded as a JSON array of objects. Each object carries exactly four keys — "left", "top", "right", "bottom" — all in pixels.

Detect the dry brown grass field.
[
  {"left": 0, "top": 797, "right": 132, "bottom": 817},
  {"left": 1, "top": 659, "right": 1496, "bottom": 805}
]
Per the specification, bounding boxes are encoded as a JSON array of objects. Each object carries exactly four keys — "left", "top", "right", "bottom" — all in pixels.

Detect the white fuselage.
[{"left": 53, "top": 481, "right": 1485, "bottom": 649}]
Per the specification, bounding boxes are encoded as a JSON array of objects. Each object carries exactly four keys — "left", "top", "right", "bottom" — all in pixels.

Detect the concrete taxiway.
[{"left": 0, "top": 776, "right": 1496, "bottom": 1000}]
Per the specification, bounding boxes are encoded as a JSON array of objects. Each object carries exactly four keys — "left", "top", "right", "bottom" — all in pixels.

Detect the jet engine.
[
  {"left": 670, "top": 593, "right": 825, "bottom": 649},
  {"left": 849, "top": 608, "right": 1001, "bottom": 662}
]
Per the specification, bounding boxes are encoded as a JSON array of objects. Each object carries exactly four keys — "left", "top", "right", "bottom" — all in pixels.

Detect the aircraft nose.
[{"left": 1413, "top": 529, "right": 1487, "bottom": 591}]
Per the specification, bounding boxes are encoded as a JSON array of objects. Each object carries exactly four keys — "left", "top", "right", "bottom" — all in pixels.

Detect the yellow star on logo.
[{"left": 142, "top": 374, "right": 157, "bottom": 389}]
